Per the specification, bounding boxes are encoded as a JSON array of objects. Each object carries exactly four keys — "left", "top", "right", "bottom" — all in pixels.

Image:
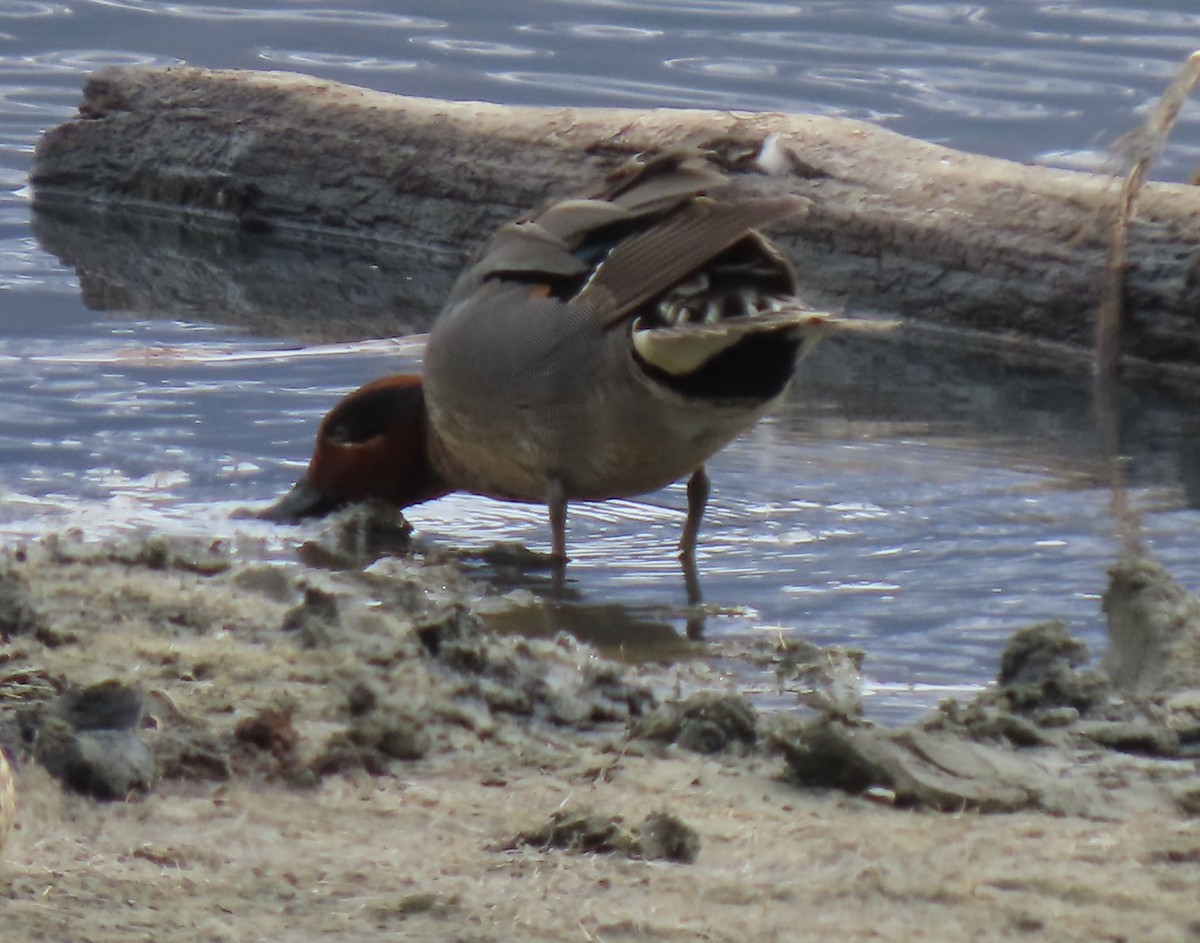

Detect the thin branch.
[{"left": 1096, "top": 50, "right": 1200, "bottom": 376}]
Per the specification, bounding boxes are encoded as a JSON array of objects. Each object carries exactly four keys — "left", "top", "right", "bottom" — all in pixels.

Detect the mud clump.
[
  {"left": 34, "top": 717, "right": 156, "bottom": 799},
  {"left": 0, "top": 566, "right": 52, "bottom": 645},
  {"left": 59, "top": 678, "right": 146, "bottom": 731},
  {"left": 635, "top": 810, "right": 701, "bottom": 863},
  {"left": 372, "top": 892, "right": 460, "bottom": 923},
  {"left": 102, "top": 537, "right": 232, "bottom": 576},
  {"left": 237, "top": 679, "right": 431, "bottom": 782},
  {"left": 151, "top": 729, "right": 232, "bottom": 782},
  {"left": 997, "top": 621, "right": 1111, "bottom": 714},
  {"left": 497, "top": 807, "right": 700, "bottom": 863},
  {"left": 234, "top": 705, "right": 301, "bottom": 759},
  {"left": 308, "top": 736, "right": 394, "bottom": 778},
  {"left": 292, "top": 501, "right": 415, "bottom": 570},
  {"left": 632, "top": 693, "right": 758, "bottom": 754},
  {"left": 769, "top": 715, "right": 1039, "bottom": 812},
  {"left": 419, "top": 605, "right": 654, "bottom": 726},
  {"left": 21, "top": 680, "right": 157, "bottom": 800},
  {"left": 232, "top": 564, "right": 296, "bottom": 602},
  {"left": 1104, "top": 556, "right": 1200, "bottom": 694},
  {"left": 772, "top": 605, "right": 1200, "bottom": 816},
  {"left": 936, "top": 604, "right": 1199, "bottom": 762},
  {"left": 281, "top": 586, "right": 340, "bottom": 648},
  {"left": 346, "top": 712, "right": 431, "bottom": 761},
  {"left": 1, "top": 535, "right": 667, "bottom": 807}
]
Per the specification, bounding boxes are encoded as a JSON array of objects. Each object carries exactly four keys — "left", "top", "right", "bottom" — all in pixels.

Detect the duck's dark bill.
[{"left": 258, "top": 478, "right": 342, "bottom": 522}]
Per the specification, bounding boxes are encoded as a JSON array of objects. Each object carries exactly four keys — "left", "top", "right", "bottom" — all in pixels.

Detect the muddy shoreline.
[{"left": 2, "top": 519, "right": 1199, "bottom": 941}]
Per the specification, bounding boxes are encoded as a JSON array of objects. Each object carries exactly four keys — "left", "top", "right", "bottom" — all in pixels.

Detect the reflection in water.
[
  {"left": 31, "top": 205, "right": 454, "bottom": 340},
  {"left": 491, "top": 550, "right": 704, "bottom": 641},
  {"left": 480, "top": 590, "right": 702, "bottom": 663}
]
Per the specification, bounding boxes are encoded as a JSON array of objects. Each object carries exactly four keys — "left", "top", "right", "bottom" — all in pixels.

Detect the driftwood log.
[{"left": 30, "top": 66, "right": 1200, "bottom": 377}]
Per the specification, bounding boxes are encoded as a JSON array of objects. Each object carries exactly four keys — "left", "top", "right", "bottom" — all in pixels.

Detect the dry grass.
[{"left": 6, "top": 748, "right": 1200, "bottom": 943}]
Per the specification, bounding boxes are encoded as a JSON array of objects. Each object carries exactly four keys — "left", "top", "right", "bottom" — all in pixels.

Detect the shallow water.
[{"left": 2, "top": 1, "right": 1199, "bottom": 722}]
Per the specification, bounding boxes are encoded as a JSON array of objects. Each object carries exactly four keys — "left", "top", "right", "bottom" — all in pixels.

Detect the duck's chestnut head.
[{"left": 261, "top": 374, "right": 449, "bottom": 521}]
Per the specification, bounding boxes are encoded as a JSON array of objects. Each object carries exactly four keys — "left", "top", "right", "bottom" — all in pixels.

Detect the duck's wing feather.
[
  {"left": 463, "top": 222, "right": 587, "bottom": 283},
  {"left": 600, "top": 152, "right": 727, "bottom": 214},
  {"left": 572, "top": 195, "right": 808, "bottom": 327},
  {"left": 631, "top": 306, "right": 898, "bottom": 376},
  {"left": 452, "top": 149, "right": 744, "bottom": 295}
]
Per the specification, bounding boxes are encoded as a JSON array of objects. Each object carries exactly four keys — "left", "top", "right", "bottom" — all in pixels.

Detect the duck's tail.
[{"left": 632, "top": 307, "right": 897, "bottom": 401}]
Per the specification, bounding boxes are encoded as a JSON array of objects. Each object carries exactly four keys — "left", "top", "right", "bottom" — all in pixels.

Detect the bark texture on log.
[{"left": 30, "top": 66, "right": 1200, "bottom": 374}]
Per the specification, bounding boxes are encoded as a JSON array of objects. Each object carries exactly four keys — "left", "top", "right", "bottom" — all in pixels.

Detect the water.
[{"left": 2, "top": 1, "right": 1199, "bottom": 722}]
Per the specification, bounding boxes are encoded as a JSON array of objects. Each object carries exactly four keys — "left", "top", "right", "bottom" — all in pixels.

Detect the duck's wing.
[
  {"left": 572, "top": 195, "right": 808, "bottom": 328},
  {"left": 451, "top": 148, "right": 747, "bottom": 302}
]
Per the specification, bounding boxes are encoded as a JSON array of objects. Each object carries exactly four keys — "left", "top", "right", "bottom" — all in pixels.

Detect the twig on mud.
[{"left": 1096, "top": 50, "right": 1200, "bottom": 376}]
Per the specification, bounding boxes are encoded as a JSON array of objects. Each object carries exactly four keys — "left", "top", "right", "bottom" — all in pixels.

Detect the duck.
[{"left": 263, "top": 146, "right": 893, "bottom": 559}]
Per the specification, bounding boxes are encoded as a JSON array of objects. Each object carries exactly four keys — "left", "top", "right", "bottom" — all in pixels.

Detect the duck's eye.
[
  {"left": 325, "top": 421, "right": 365, "bottom": 446},
  {"left": 322, "top": 385, "right": 421, "bottom": 446}
]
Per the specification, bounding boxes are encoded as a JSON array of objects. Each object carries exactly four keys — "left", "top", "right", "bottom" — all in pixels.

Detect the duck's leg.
[
  {"left": 547, "top": 478, "right": 569, "bottom": 562},
  {"left": 682, "top": 549, "right": 706, "bottom": 639},
  {"left": 680, "top": 465, "right": 711, "bottom": 559},
  {"left": 681, "top": 468, "right": 708, "bottom": 638}
]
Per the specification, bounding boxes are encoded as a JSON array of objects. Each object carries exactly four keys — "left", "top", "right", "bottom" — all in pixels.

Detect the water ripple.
[
  {"left": 550, "top": 0, "right": 802, "bottom": 15},
  {"left": 665, "top": 56, "right": 780, "bottom": 80},
  {"left": 1038, "top": 3, "right": 1200, "bottom": 30},
  {"left": 0, "top": 82, "right": 77, "bottom": 115},
  {"left": 518, "top": 22, "right": 664, "bottom": 40},
  {"left": 0, "top": 50, "right": 177, "bottom": 73},
  {"left": 0, "top": 232, "right": 81, "bottom": 291},
  {"left": 82, "top": 0, "right": 446, "bottom": 28},
  {"left": 0, "top": 1, "right": 70, "bottom": 18},
  {"left": 491, "top": 70, "right": 803, "bottom": 110},
  {"left": 410, "top": 37, "right": 546, "bottom": 58},
  {"left": 255, "top": 49, "right": 419, "bottom": 72},
  {"left": 889, "top": 4, "right": 994, "bottom": 27}
]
